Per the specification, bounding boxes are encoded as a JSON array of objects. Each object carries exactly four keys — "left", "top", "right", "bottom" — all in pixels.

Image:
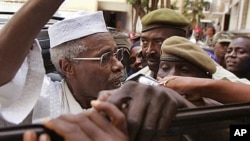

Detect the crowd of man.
[{"left": 1, "top": 0, "right": 250, "bottom": 140}]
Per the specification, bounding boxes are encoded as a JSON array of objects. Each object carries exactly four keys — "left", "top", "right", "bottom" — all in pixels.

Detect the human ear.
[{"left": 59, "top": 59, "right": 75, "bottom": 78}]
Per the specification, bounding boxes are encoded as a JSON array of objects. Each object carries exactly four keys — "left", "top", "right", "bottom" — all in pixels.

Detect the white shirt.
[
  {"left": 126, "top": 66, "right": 154, "bottom": 81},
  {"left": 212, "top": 65, "right": 250, "bottom": 85}
]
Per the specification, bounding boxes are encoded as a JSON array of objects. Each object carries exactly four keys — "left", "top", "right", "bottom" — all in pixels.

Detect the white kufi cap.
[{"left": 48, "top": 11, "right": 108, "bottom": 48}]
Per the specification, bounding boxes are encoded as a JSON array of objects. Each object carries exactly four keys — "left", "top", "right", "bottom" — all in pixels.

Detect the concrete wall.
[
  {"left": 98, "top": 0, "right": 132, "bottom": 31},
  {"left": 229, "top": 0, "right": 250, "bottom": 31},
  {"left": 229, "top": 1, "right": 240, "bottom": 30},
  {"left": 246, "top": 1, "right": 250, "bottom": 29},
  {"left": 59, "top": 0, "right": 98, "bottom": 11}
]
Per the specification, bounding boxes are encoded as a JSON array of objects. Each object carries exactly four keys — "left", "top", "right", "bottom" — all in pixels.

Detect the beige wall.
[
  {"left": 229, "top": 1, "right": 240, "bottom": 30},
  {"left": 59, "top": 0, "right": 98, "bottom": 11},
  {"left": 98, "top": 0, "right": 132, "bottom": 31},
  {"left": 246, "top": 1, "right": 250, "bottom": 29},
  {"left": 229, "top": 0, "right": 250, "bottom": 31}
]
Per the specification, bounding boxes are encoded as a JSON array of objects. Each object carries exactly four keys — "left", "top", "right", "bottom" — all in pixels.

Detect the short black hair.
[{"left": 206, "top": 25, "right": 216, "bottom": 35}]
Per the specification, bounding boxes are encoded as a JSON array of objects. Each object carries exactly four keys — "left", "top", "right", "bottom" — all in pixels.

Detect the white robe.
[{"left": 0, "top": 40, "right": 83, "bottom": 127}]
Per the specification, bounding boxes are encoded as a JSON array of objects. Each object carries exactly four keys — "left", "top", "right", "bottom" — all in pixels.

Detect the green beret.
[
  {"left": 141, "top": 8, "right": 190, "bottom": 32},
  {"left": 161, "top": 36, "right": 216, "bottom": 74}
]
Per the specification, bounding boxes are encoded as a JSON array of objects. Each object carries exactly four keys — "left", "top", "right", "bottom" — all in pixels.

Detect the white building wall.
[
  {"left": 98, "top": 0, "right": 132, "bottom": 31},
  {"left": 229, "top": 0, "right": 250, "bottom": 31},
  {"left": 229, "top": 1, "right": 240, "bottom": 30},
  {"left": 246, "top": 1, "right": 250, "bottom": 29},
  {"left": 237, "top": 0, "right": 245, "bottom": 29}
]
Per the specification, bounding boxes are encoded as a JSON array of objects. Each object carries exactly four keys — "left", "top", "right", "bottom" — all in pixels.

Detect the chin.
[{"left": 148, "top": 65, "right": 159, "bottom": 73}]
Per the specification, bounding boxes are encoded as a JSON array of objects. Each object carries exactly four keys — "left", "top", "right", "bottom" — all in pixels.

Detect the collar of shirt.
[{"left": 61, "top": 80, "right": 83, "bottom": 114}]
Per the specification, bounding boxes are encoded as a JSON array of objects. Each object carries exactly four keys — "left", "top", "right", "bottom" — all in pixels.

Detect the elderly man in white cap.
[
  {"left": 0, "top": 10, "right": 125, "bottom": 126},
  {"left": 0, "top": 0, "right": 196, "bottom": 140},
  {"left": 47, "top": 11, "right": 124, "bottom": 112},
  {"left": 0, "top": 1, "right": 130, "bottom": 139}
]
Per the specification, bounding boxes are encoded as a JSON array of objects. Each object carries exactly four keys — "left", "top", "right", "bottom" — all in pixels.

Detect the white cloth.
[
  {"left": 212, "top": 65, "right": 250, "bottom": 84},
  {"left": 32, "top": 79, "right": 83, "bottom": 123},
  {"left": 126, "top": 66, "right": 154, "bottom": 81},
  {"left": 0, "top": 41, "right": 84, "bottom": 127},
  {"left": 0, "top": 40, "right": 44, "bottom": 124},
  {"left": 49, "top": 11, "right": 108, "bottom": 48},
  {"left": 61, "top": 80, "right": 83, "bottom": 114}
]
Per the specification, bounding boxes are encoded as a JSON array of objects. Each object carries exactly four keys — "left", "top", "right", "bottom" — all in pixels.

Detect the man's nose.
[
  {"left": 145, "top": 42, "right": 156, "bottom": 54},
  {"left": 112, "top": 58, "right": 124, "bottom": 72},
  {"left": 135, "top": 57, "right": 142, "bottom": 64}
]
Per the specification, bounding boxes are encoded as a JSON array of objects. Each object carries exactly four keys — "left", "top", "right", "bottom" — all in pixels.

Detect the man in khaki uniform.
[{"left": 127, "top": 8, "right": 190, "bottom": 80}]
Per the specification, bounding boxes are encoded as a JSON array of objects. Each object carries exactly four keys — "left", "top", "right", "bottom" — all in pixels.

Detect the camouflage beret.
[
  {"left": 141, "top": 8, "right": 190, "bottom": 32},
  {"left": 161, "top": 36, "right": 216, "bottom": 74},
  {"left": 213, "top": 31, "right": 235, "bottom": 45}
]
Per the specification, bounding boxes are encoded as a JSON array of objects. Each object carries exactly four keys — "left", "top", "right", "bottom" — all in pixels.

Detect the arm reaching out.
[
  {"left": 0, "top": 0, "right": 64, "bottom": 85},
  {"left": 159, "top": 76, "right": 250, "bottom": 104}
]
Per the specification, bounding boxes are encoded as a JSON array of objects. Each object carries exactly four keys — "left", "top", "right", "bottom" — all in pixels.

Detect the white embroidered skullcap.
[{"left": 48, "top": 11, "right": 108, "bottom": 48}]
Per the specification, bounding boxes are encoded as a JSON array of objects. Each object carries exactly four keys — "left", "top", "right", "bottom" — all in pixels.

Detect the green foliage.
[
  {"left": 171, "top": 0, "right": 178, "bottom": 10},
  {"left": 141, "top": 0, "right": 149, "bottom": 7},
  {"left": 126, "top": 0, "right": 172, "bottom": 32},
  {"left": 182, "top": 0, "right": 209, "bottom": 28},
  {"left": 127, "top": 0, "right": 137, "bottom": 4}
]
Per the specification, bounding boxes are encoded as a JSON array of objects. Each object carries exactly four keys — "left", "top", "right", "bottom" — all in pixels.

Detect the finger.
[
  {"left": 156, "top": 88, "right": 194, "bottom": 139},
  {"left": 185, "top": 93, "right": 201, "bottom": 101},
  {"left": 136, "top": 86, "right": 167, "bottom": 141},
  {"left": 91, "top": 100, "right": 127, "bottom": 134},
  {"left": 107, "top": 81, "right": 138, "bottom": 108},
  {"left": 77, "top": 110, "right": 116, "bottom": 141},
  {"left": 156, "top": 76, "right": 163, "bottom": 81},
  {"left": 83, "top": 109, "right": 129, "bottom": 141},
  {"left": 107, "top": 81, "right": 147, "bottom": 141},
  {"left": 157, "top": 91, "right": 180, "bottom": 130},
  {"left": 43, "top": 115, "right": 91, "bottom": 141},
  {"left": 78, "top": 110, "right": 120, "bottom": 140},
  {"left": 38, "top": 134, "right": 50, "bottom": 141},
  {"left": 125, "top": 86, "right": 150, "bottom": 141},
  {"left": 97, "top": 90, "right": 112, "bottom": 101},
  {"left": 126, "top": 103, "right": 147, "bottom": 141},
  {"left": 23, "top": 130, "right": 37, "bottom": 141}
]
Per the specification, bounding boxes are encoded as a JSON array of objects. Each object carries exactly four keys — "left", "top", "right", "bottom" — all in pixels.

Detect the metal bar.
[{"left": 164, "top": 102, "right": 250, "bottom": 136}]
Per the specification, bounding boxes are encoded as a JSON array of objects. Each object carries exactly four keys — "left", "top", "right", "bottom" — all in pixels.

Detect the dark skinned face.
[
  {"left": 141, "top": 27, "right": 186, "bottom": 74},
  {"left": 157, "top": 56, "right": 209, "bottom": 78},
  {"left": 63, "top": 33, "right": 124, "bottom": 108},
  {"left": 129, "top": 46, "right": 144, "bottom": 72},
  {"left": 225, "top": 37, "right": 250, "bottom": 77}
]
